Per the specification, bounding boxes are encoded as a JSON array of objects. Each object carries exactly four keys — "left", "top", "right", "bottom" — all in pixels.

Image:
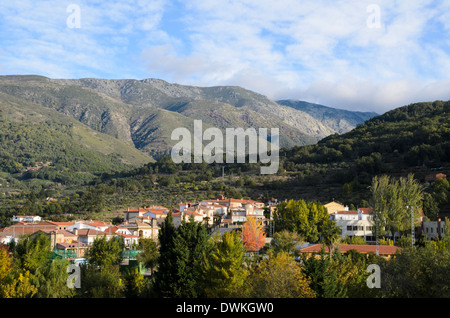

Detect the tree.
[
  {"left": 248, "top": 251, "right": 316, "bottom": 298},
  {"left": 202, "top": 231, "right": 249, "bottom": 298},
  {"left": 154, "top": 214, "right": 210, "bottom": 298},
  {"left": 123, "top": 267, "right": 145, "bottom": 298},
  {"left": 137, "top": 238, "right": 159, "bottom": 275},
  {"left": 270, "top": 230, "right": 304, "bottom": 255},
  {"left": 320, "top": 219, "right": 342, "bottom": 256},
  {"left": 34, "top": 257, "right": 74, "bottom": 298},
  {"left": 273, "top": 200, "right": 330, "bottom": 243},
  {"left": 86, "top": 235, "right": 124, "bottom": 267},
  {"left": 422, "top": 193, "right": 440, "bottom": 220},
  {"left": 78, "top": 264, "right": 124, "bottom": 298},
  {"left": 241, "top": 216, "right": 266, "bottom": 252},
  {"left": 301, "top": 249, "right": 347, "bottom": 298},
  {"left": 0, "top": 246, "right": 14, "bottom": 298},
  {"left": 369, "top": 174, "right": 424, "bottom": 244},
  {"left": 13, "top": 231, "right": 52, "bottom": 275},
  {"left": 153, "top": 211, "right": 177, "bottom": 297},
  {"left": 378, "top": 244, "right": 450, "bottom": 297}
]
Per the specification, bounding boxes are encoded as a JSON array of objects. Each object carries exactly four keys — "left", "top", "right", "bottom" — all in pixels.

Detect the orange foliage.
[{"left": 241, "top": 216, "right": 266, "bottom": 252}]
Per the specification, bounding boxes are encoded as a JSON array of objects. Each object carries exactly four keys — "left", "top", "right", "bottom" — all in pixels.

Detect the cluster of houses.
[
  {"left": 0, "top": 195, "right": 446, "bottom": 261},
  {"left": 0, "top": 197, "right": 271, "bottom": 260}
]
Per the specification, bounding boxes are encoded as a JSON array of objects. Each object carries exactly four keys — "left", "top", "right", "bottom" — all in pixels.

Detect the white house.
[
  {"left": 11, "top": 215, "right": 42, "bottom": 223},
  {"left": 330, "top": 208, "right": 376, "bottom": 242},
  {"left": 422, "top": 219, "right": 446, "bottom": 240},
  {"left": 68, "top": 220, "right": 111, "bottom": 233}
]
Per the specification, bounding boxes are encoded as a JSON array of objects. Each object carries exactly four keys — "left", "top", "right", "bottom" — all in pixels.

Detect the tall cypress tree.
[
  {"left": 153, "top": 211, "right": 177, "bottom": 297},
  {"left": 154, "top": 213, "right": 210, "bottom": 298}
]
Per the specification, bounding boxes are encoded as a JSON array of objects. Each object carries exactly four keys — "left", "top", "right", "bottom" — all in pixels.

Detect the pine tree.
[{"left": 202, "top": 231, "right": 248, "bottom": 297}]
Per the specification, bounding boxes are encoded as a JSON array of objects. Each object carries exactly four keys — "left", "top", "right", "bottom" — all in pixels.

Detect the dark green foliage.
[
  {"left": 153, "top": 213, "right": 210, "bottom": 298},
  {"left": 86, "top": 236, "right": 124, "bottom": 267}
]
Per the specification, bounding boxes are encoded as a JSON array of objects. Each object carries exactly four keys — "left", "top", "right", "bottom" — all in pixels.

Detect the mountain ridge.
[{"left": 0, "top": 75, "right": 377, "bottom": 161}]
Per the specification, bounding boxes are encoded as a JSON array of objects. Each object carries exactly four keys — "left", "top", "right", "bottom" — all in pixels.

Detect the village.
[{"left": 0, "top": 194, "right": 445, "bottom": 269}]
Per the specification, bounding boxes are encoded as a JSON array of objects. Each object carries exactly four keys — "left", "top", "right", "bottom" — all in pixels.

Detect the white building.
[
  {"left": 11, "top": 215, "right": 42, "bottom": 223},
  {"left": 422, "top": 219, "right": 446, "bottom": 240},
  {"left": 330, "top": 208, "right": 376, "bottom": 242}
]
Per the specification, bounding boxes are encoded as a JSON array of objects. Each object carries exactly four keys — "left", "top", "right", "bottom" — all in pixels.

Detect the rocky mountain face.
[{"left": 0, "top": 75, "right": 377, "bottom": 160}]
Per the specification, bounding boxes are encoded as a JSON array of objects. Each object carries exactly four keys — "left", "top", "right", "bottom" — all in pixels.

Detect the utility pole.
[
  {"left": 375, "top": 209, "right": 379, "bottom": 256},
  {"left": 410, "top": 206, "right": 415, "bottom": 248}
]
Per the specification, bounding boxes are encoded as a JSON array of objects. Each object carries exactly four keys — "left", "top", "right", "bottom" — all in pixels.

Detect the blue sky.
[{"left": 1, "top": 0, "right": 449, "bottom": 113}]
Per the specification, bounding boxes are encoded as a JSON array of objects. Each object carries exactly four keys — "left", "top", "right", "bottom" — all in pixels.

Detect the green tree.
[
  {"left": 270, "top": 230, "right": 304, "bottom": 255},
  {"left": 202, "top": 231, "right": 248, "bottom": 298},
  {"left": 34, "top": 258, "right": 74, "bottom": 298},
  {"left": 86, "top": 236, "right": 124, "bottom": 268},
  {"left": 123, "top": 267, "right": 145, "bottom": 298},
  {"left": 301, "top": 249, "right": 347, "bottom": 298},
  {"left": 154, "top": 214, "right": 210, "bottom": 298},
  {"left": 369, "top": 174, "right": 423, "bottom": 244},
  {"left": 78, "top": 264, "right": 124, "bottom": 298},
  {"left": 137, "top": 238, "right": 159, "bottom": 275},
  {"left": 273, "top": 200, "right": 330, "bottom": 243},
  {"left": 13, "top": 232, "right": 52, "bottom": 275}
]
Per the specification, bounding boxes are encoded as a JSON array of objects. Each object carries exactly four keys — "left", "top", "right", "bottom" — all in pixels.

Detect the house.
[
  {"left": 324, "top": 201, "right": 347, "bottom": 214},
  {"left": 36, "top": 228, "right": 79, "bottom": 250},
  {"left": 173, "top": 210, "right": 205, "bottom": 227},
  {"left": 123, "top": 206, "right": 168, "bottom": 224},
  {"left": 10, "top": 215, "right": 42, "bottom": 223},
  {"left": 75, "top": 228, "right": 114, "bottom": 245},
  {"left": 104, "top": 225, "right": 140, "bottom": 248},
  {"left": 54, "top": 241, "right": 89, "bottom": 258},
  {"left": 119, "top": 219, "right": 159, "bottom": 241},
  {"left": 330, "top": 208, "right": 375, "bottom": 242},
  {"left": 425, "top": 173, "right": 447, "bottom": 182},
  {"left": 142, "top": 208, "right": 168, "bottom": 225},
  {"left": 0, "top": 222, "right": 59, "bottom": 238},
  {"left": 298, "top": 243, "right": 402, "bottom": 259},
  {"left": 421, "top": 219, "right": 446, "bottom": 240},
  {"left": 67, "top": 220, "right": 111, "bottom": 232}
]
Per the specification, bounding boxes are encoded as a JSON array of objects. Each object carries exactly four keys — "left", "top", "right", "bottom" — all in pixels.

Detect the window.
[
  {"left": 352, "top": 226, "right": 358, "bottom": 231},
  {"left": 347, "top": 226, "right": 352, "bottom": 231}
]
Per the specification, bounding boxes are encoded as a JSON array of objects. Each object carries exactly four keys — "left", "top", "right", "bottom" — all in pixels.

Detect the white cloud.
[
  {"left": 1, "top": 0, "right": 449, "bottom": 113},
  {"left": 138, "top": 0, "right": 450, "bottom": 113}
]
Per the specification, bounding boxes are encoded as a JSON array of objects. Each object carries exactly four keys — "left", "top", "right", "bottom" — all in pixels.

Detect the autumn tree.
[
  {"left": 248, "top": 251, "right": 316, "bottom": 298},
  {"left": 241, "top": 216, "right": 266, "bottom": 252}
]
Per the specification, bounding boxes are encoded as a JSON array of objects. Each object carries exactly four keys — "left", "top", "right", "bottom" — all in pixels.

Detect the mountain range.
[{"left": 0, "top": 75, "right": 378, "bottom": 172}]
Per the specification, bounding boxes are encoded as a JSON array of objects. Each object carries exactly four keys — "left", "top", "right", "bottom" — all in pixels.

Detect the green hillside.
[{"left": 0, "top": 91, "right": 152, "bottom": 186}]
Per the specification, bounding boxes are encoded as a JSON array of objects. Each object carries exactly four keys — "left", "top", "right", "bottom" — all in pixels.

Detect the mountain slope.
[
  {"left": 0, "top": 75, "right": 376, "bottom": 161},
  {"left": 276, "top": 99, "right": 378, "bottom": 134},
  {"left": 0, "top": 90, "right": 153, "bottom": 184},
  {"left": 284, "top": 100, "right": 450, "bottom": 171}
]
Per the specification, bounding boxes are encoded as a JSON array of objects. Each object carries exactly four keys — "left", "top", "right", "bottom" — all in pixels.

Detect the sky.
[{"left": 0, "top": 0, "right": 449, "bottom": 114}]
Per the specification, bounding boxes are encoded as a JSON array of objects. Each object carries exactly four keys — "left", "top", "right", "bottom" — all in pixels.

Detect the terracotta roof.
[
  {"left": 299, "top": 244, "right": 401, "bottom": 255},
  {"left": 76, "top": 229, "right": 111, "bottom": 236}
]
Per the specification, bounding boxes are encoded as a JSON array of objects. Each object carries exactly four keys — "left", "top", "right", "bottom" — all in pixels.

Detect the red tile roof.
[{"left": 299, "top": 244, "right": 401, "bottom": 255}]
